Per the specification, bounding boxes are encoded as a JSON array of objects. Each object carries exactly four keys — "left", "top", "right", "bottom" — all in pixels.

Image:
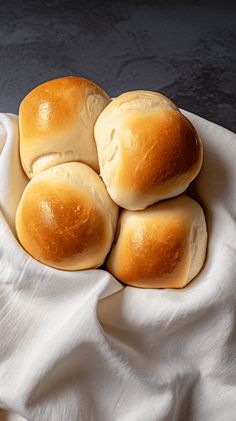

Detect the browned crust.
[
  {"left": 16, "top": 179, "right": 107, "bottom": 268},
  {"left": 19, "top": 76, "right": 109, "bottom": 141},
  {"left": 117, "top": 109, "right": 202, "bottom": 193},
  {"left": 107, "top": 216, "right": 190, "bottom": 288}
]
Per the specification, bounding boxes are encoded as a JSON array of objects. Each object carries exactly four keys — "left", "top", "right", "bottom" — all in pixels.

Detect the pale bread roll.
[
  {"left": 107, "top": 195, "right": 207, "bottom": 288},
  {"left": 19, "top": 76, "right": 110, "bottom": 178},
  {"left": 15, "top": 162, "right": 118, "bottom": 270},
  {"left": 94, "top": 91, "right": 203, "bottom": 210}
]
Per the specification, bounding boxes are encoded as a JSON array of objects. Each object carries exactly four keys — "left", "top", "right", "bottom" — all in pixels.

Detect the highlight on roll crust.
[
  {"left": 15, "top": 162, "right": 118, "bottom": 270},
  {"left": 19, "top": 76, "right": 111, "bottom": 178},
  {"left": 94, "top": 90, "right": 203, "bottom": 210},
  {"left": 106, "top": 195, "right": 207, "bottom": 288}
]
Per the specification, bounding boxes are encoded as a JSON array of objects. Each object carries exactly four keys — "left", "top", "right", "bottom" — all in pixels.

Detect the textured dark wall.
[{"left": 0, "top": 0, "right": 235, "bottom": 131}]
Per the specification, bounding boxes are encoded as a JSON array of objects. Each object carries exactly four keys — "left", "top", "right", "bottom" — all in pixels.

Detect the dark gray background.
[{"left": 0, "top": 0, "right": 235, "bottom": 131}]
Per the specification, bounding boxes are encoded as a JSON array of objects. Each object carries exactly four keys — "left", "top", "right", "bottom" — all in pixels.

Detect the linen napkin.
[{"left": 0, "top": 111, "right": 236, "bottom": 421}]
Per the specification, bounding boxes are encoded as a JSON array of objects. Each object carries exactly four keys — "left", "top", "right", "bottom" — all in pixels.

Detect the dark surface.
[{"left": 0, "top": 0, "right": 235, "bottom": 131}]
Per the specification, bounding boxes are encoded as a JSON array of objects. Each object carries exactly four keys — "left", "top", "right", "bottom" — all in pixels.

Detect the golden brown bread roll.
[
  {"left": 19, "top": 76, "right": 110, "bottom": 178},
  {"left": 94, "top": 91, "right": 203, "bottom": 210},
  {"left": 15, "top": 162, "right": 118, "bottom": 270},
  {"left": 107, "top": 195, "right": 207, "bottom": 288}
]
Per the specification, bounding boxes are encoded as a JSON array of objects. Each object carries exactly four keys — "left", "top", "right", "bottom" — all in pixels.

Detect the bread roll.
[
  {"left": 94, "top": 91, "right": 203, "bottom": 210},
  {"left": 15, "top": 162, "right": 118, "bottom": 270},
  {"left": 107, "top": 195, "right": 207, "bottom": 288},
  {"left": 19, "top": 76, "right": 110, "bottom": 178}
]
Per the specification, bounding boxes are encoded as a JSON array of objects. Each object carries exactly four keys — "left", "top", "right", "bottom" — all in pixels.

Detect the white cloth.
[{"left": 0, "top": 112, "right": 236, "bottom": 421}]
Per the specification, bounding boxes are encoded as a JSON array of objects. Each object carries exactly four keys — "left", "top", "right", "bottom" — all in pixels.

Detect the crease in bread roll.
[
  {"left": 94, "top": 90, "right": 203, "bottom": 210},
  {"left": 106, "top": 195, "right": 207, "bottom": 289},
  {"left": 15, "top": 162, "right": 118, "bottom": 270},
  {"left": 19, "top": 76, "right": 110, "bottom": 178}
]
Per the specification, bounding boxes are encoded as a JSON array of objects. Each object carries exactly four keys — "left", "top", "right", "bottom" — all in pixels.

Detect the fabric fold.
[{"left": 0, "top": 112, "right": 236, "bottom": 421}]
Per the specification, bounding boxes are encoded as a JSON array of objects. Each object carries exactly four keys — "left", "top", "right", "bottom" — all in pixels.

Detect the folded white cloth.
[{"left": 0, "top": 112, "right": 236, "bottom": 421}]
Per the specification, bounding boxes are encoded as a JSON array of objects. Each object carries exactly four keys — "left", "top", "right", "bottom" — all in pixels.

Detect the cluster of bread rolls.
[{"left": 15, "top": 76, "right": 207, "bottom": 288}]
